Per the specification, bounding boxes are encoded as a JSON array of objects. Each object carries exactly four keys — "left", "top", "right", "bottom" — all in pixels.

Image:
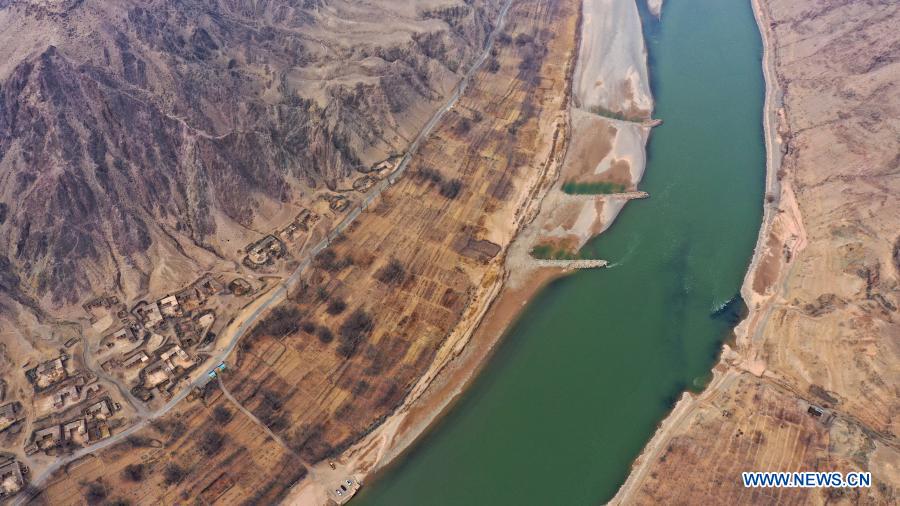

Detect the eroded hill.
[{"left": 0, "top": 0, "right": 500, "bottom": 308}]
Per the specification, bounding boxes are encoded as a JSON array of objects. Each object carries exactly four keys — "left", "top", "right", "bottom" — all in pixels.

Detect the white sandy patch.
[
  {"left": 648, "top": 0, "right": 664, "bottom": 18},
  {"left": 594, "top": 117, "right": 651, "bottom": 184},
  {"left": 571, "top": 201, "right": 600, "bottom": 237},
  {"left": 598, "top": 197, "right": 627, "bottom": 233},
  {"left": 540, "top": 200, "right": 593, "bottom": 239},
  {"left": 574, "top": 0, "right": 653, "bottom": 117}
]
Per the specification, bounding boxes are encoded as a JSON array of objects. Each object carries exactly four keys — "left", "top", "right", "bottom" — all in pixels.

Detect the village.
[
  {"left": 0, "top": 272, "right": 253, "bottom": 474},
  {"left": 88, "top": 274, "right": 253, "bottom": 407},
  {"left": 0, "top": 156, "right": 408, "bottom": 501},
  {"left": 0, "top": 347, "right": 125, "bottom": 502},
  {"left": 240, "top": 156, "right": 402, "bottom": 272}
]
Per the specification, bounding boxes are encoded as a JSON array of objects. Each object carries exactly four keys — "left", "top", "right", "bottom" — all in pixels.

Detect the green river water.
[{"left": 355, "top": 0, "right": 765, "bottom": 503}]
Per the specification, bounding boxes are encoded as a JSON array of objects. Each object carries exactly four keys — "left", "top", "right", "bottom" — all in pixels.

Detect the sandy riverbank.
[
  {"left": 609, "top": 0, "right": 797, "bottom": 502},
  {"left": 574, "top": 0, "right": 653, "bottom": 119},
  {"left": 283, "top": 0, "right": 656, "bottom": 504}
]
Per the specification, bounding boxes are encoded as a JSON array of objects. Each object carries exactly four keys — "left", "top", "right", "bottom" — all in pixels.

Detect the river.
[{"left": 354, "top": 0, "right": 765, "bottom": 503}]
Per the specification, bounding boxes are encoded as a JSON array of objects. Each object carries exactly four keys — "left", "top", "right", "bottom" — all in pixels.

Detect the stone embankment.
[
  {"left": 560, "top": 190, "right": 649, "bottom": 201},
  {"left": 532, "top": 259, "right": 608, "bottom": 269}
]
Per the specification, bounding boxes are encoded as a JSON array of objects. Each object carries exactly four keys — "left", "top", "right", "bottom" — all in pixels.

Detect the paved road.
[{"left": 15, "top": 1, "right": 517, "bottom": 499}]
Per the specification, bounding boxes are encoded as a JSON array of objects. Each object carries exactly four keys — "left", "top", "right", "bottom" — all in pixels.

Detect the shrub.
[
  {"left": 519, "top": 52, "right": 541, "bottom": 73},
  {"left": 439, "top": 179, "right": 463, "bottom": 199},
  {"left": 122, "top": 463, "right": 145, "bottom": 482},
  {"left": 560, "top": 180, "right": 626, "bottom": 195},
  {"left": 212, "top": 405, "right": 232, "bottom": 424},
  {"left": 317, "top": 326, "right": 334, "bottom": 344},
  {"left": 288, "top": 280, "right": 310, "bottom": 303},
  {"left": 514, "top": 33, "right": 534, "bottom": 46},
  {"left": 314, "top": 248, "right": 351, "bottom": 272},
  {"left": 199, "top": 431, "right": 225, "bottom": 457},
  {"left": 84, "top": 482, "right": 107, "bottom": 502},
  {"left": 261, "top": 390, "right": 283, "bottom": 412},
  {"left": 375, "top": 259, "right": 406, "bottom": 285},
  {"left": 163, "top": 463, "right": 186, "bottom": 486},
  {"left": 301, "top": 320, "right": 317, "bottom": 333},
  {"left": 255, "top": 390, "right": 287, "bottom": 427},
  {"left": 314, "top": 248, "right": 337, "bottom": 271},
  {"left": 337, "top": 309, "right": 374, "bottom": 358},
  {"left": 456, "top": 117, "right": 472, "bottom": 135},
  {"left": 253, "top": 304, "right": 302, "bottom": 339},
  {"left": 124, "top": 435, "right": 153, "bottom": 448},
  {"left": 530, "top": 244, "right": 582, "bottom": 260},
  {"left": 326, "top": 298, "right": 347, "bottom": 315},
  {"left": 416, "top": 167, "right": 444, "bottom": 185},
  {"left": 151, "top": 419, "right": 187, "bottom": 441},
  {"left": 337, "top": 256, "right": 354, "bottom": 271}
]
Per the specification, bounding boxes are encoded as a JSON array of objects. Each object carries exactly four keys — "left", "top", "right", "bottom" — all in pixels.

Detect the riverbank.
[
  {"left": 282, "top": 1, "right": 586, "bottom": 503},
  {"left": 352, "top": 0, "right": 772, "bottom": 502},
  {"left": 343, "top": 0, "right": 656, "bottom": 503},
  {"left": 610, "top": 0, "right": 795, "bottom": 501},
  {"left": 305, "top": 0, "right": 657, "bottom": 502},
  {"left": 610, "top": 0, "right": 899, "bottom": 501},
  {"left": 574, "top": 0, "right": 653, "bottom": 119}
]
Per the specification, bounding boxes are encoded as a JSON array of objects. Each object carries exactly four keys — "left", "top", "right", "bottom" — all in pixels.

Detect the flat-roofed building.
[
  {"left": 0, "top": 402, "right": 21, "bottom": 432},
  {"left": 30, "top": 357, "right": 67, "bottom": 390},
  {"left": 62, "top": 418, "right": 87, "bottom": 444},
  {"left": 88, "top": 421, "right": 111, "bottom": 442},
  {"left": 137, "top": 302, "right": 163, "bottom": 328},
  {"left": 0, "top": 460, "right": 25, "bottom": 499},
  {"left": 112, "top": 327, "right": 135, "bottom": 342},
  {"left": 85, "top": 399, "right": 112, "bottom": 420},
  {"left": 159, "top": 295, "right": 181, "bottom": 317},
  {"left": 32, "top": 425, "right": 61, "bottom": 450},
  {"left": 122, "top": 351, "right": 149, "bottom": 369},
  {"left": 52, "top": 384, "right": 81, "bottom": 409}
]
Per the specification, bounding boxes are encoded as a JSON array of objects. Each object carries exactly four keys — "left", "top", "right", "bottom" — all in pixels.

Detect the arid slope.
[{"left": 0, "top": 0, "right": 499, "bottom": 309}]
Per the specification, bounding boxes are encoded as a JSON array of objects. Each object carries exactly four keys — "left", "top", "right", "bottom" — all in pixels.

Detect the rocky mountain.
[{"left": 0, "top": 0, "right": 499, "bottom": 308}]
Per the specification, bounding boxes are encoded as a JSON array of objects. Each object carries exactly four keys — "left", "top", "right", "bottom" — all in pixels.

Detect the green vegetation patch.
[
  {"left": 587, "top": 105, "right": 644, "bottom": 123},
  {"left": 561, "top": 180, "right": 626, "bottom": 195}
]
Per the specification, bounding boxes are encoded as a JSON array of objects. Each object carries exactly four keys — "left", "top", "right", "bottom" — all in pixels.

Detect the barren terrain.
[
  {"left": 0, "top": 0, "right": 501, "bottom": 311},
  {"left": 614, "top": 0, "right": 899, "bottom": 503},
  {"left": 1, "top": 0, "right": 510, "bottom": 501},
  {"left": 8, "top": 0, "right": 584, "bottom": 503}
]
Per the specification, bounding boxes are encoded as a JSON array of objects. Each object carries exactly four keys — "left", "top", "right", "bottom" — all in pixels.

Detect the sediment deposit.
[{"left": 574, "top": 0, "right": 653, "bottom": 120}]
